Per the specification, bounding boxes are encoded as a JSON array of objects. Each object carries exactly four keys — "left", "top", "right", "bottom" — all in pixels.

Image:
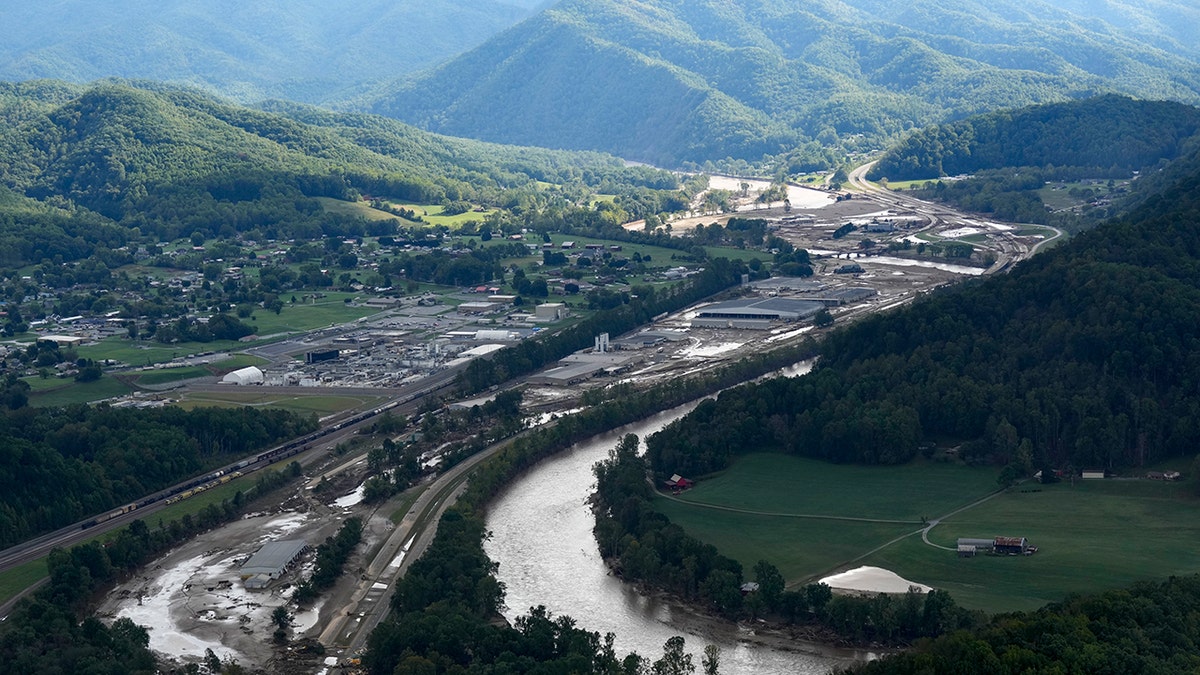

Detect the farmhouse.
[{"left": 664, "top": 474, "right": 693, "bottom": 490}]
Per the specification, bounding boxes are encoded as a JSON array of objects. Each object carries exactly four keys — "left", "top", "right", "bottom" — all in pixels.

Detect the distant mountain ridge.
[
  {"left": 364, "top": 0, "right": 1200, "bottom": 167},
  {"left": 0, "top": 0, "right": 544, "bottom": 104}
]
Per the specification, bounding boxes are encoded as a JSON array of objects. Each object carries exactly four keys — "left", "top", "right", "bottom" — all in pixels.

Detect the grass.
[
  {"left": 669, "top": 455, "right": 997, "bottom": 521},
  {"left": 0, "top": 558, "right": 48, "bottom": 605},
  {"left": 883, "top": 179, "right": 940, "bottom": 191},
  {"left": 316, "top": 197, "right": 417, "bottom": 223},
  {"left": 75, "top": 298, "right": 374, "bottom": 369},
  {"left": 0, "top": 468, "right": 269, "bottom": 604},
  {"left": 868, "top": 479, "right": 1200, "bottom": 612},
  {"left": 393, "top": 203, "right": 499, "bottom": 227},
  {"left": 27, "top": 376, "right": 132, "bottom": 406},
  {"left": 389, "top": 486, "right": 428, "bottom": 524},
  {"left": 125, "top": 354, "right": 269, "bottom": 386},
  {"left": 654, "top": 453, "right": 1200, "bottom": 612},
  {"left": 176, "top": 390, "right": 381, "bottom": 416},
  {"left": 128, "top": 366, "right": 211, "bottom": 386}
]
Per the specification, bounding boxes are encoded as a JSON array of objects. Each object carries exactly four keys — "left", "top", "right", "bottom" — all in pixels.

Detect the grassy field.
[
  {"left": 123, "top": 354, "right": 270, "bottom": 387},
  {"left": 176, "top": 390, "right": 381, "bottom": 416},
  {"left": 75, "top": 295, "right": 376, "bottom": 368},
  {"left": 654, "top": 453, "right": 1200, "bottom": 613},
  {"left": 393, "top": 202, "right": 499, "bottom": 227},
  {"left": 316, "top": 197, "right": 416, "bottom": 223},
  {"left": 0, "top": 558, "right": 48, "bottom": 605},
  {"left": 869, "top": 479, "right": 1200, "bottom": 612},
  {"left": 27, "top": 376, "right": 132, "bottom": 406}
]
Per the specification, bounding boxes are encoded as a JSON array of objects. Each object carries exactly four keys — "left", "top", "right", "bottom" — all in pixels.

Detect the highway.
[{"left": 846, "top": 160, "right": 1063, "bottom": 272}]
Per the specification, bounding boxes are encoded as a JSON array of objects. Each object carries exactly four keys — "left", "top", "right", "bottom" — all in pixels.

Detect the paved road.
[{"left": 847, "top": 161, "right": 1064, "bottom": 272}]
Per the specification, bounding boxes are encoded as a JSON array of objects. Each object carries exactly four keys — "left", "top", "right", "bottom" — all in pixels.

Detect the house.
[{"left": 664, "top": 474, "right": 693, "bottom": 490}]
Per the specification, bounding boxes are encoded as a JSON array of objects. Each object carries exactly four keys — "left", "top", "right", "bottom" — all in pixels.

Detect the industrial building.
[
  {"left": 691, "top": 298, "right": 825, "bottom": 329},
  {"left": 528, "top": 352, "right": 640, "bottom": 386},
  {"left": 811, "top": 287, "right": 878, "bottom": 307},
  {"left": 749, "top": 277, "right": 826, "bottom": 294},
  {"left": 535, "top": 303, "right": 569, "bottom": 321},
  {"left": 241, "top": 540, "right": 308, "bottom": 589},
  {"left": 222, "top": 366, "right": 265, "bottom": 385},
  {"left": 305, "top": 349, "right": 339, "bottom": 364}
]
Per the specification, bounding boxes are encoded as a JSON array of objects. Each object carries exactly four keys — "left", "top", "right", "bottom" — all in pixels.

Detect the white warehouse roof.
[{"left": 222, "top": 365, "right": 264, "bottom": 385}]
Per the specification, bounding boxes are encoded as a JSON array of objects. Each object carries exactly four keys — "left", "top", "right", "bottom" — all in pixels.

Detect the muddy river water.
[{"left": 484, "top": 364, "right": 878, "bottom": 674}]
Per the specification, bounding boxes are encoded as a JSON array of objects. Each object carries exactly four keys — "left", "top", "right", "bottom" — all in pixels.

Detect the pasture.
[{"left": 655, "top": 453, "right": 1200, "bottom": 612}]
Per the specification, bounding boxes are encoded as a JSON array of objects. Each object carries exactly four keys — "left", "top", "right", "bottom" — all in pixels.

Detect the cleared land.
[
  {"left": 655, "top": 453, "right": 1200, "bottom": 613},
  {"left": 26, "top": 376, "right": 132, "bottom": 406},
  {"left": 175, "top": 390, "right": 382, "bottom": 417}
]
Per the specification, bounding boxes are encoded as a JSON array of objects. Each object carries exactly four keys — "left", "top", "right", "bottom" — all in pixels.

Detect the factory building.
[
  {"left": 241, "top": 540, "right": 309, "bottom": 589},
  {"left": 811, "top": 287, "right": 878, "bottom": 307},
  {"left": 691, "top": 298, "right": 825, "bottom": 329}
]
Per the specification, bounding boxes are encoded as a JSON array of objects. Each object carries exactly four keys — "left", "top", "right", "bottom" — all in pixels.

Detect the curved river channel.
[{"left": 484, "top": 363, "right": 877, "bottom": 674}]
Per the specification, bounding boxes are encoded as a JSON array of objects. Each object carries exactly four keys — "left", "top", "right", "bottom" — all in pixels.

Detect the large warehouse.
[
  {"left": 241, "top": 540, "right": 309, "bottom": 589},
  {"left": 691, "top": 298, "right": 825, "bottom": 329}
]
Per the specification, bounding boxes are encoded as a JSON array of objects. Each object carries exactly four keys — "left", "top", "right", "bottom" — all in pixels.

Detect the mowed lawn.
[
  {"left": 666, "top": 454, "right": 998, "bottom": 521},
  {"left": 869, "top": 479, "right": 1200, "bottom": 613},
  {"left": 654, "top": 453, "right": 1200, "bottom": 613}
]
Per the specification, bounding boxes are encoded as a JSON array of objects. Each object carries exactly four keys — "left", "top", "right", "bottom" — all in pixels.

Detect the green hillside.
[
  {"left": 648, "top": 141, "right": 1200, "bottom": 477},
  {"left": 0, "top": 80, "right": 673, "bottom": 265},
  {"left": 0, "top": 0, "right": 541, "bottom": 104},
  {"left": 366, "top": 0, "right": 1200, "bottom": 167},
  {"left": 870, "top": 96, "right": 1200, "bottom": 181}
]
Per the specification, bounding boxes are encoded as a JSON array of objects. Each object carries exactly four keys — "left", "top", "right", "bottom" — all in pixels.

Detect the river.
[{"left": 484, "top": 364, "right": 872, "bottom": 674}]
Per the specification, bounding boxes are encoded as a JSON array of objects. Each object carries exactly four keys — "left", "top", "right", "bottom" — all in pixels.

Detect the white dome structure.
[{"left": 221, "top": 365, "right": 264, "bottom": 386}]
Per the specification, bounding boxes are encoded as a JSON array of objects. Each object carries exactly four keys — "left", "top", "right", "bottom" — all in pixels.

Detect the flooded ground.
[{"left": 98, "top": 473, "right": 390, "bottom": 670}]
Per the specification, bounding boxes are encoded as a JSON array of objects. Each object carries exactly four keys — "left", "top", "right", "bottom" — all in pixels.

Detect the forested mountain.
[
  {"left": 648, "top": 144, "right": 1200, "bottom": 479},
  {"left": 0, "top": 80, "right": 669, "bottom": 265},
  {"left": 0, "top": 0, "right": 543, "bottom": 104},
  {"left": 870, "top": 96, "right": 1200, "bottom": 181},
  {"left": 365, "top": 0, "right": 1200, "bottom": 167}
]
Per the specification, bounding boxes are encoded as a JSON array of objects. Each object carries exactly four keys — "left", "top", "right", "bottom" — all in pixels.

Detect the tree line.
[
  {"left": 593, "top": 434, "right": 982, "bottom": 645},
  {"left": 0, "top": 404, "right": 316, "bottom": 547},
  {"left": 0, "top": 460, "right": 301, "bottom": 675},
  {"left": 845, "top": 575, "right": 1200, "bottom": 674}
]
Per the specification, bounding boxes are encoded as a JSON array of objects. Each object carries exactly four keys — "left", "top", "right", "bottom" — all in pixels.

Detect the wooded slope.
[
  {"left": 648, "top": 146, "right": 1200, "bottom": 477},
  {"left": 367, "top": 0, "right": 1200, "bottom": 166}
]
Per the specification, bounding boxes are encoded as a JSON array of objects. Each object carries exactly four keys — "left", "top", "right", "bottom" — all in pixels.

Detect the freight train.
[{"left": 78, "top": 376, "right": 450, "bottom": 531}]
